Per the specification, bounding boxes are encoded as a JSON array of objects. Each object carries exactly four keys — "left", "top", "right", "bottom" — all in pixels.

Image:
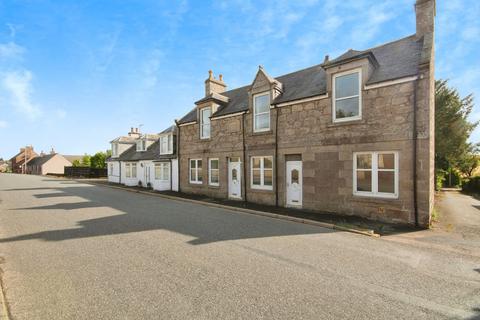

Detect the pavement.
[{"left": 0, "top": 174, "right": 479, "bottom": 319}]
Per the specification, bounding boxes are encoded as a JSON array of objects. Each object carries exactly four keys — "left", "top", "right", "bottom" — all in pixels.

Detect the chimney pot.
[
  {"left": 324, "top": 55, "right": 329, "bottom": 63},
  {"left": 204, "top": 70, "right": 227, "bottom": 96}
]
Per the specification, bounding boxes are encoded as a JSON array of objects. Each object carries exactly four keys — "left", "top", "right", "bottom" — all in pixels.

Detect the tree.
[
  {"left": 435, "top": 79, "right": 477, "bottom": 171},
  {"left": 90, "top": 152, "right": 107, "bottom": 169},
  {"left": 81, "top": 154, "right": 91, "bottom": 167},
  {"left": 72, "top": 160, "right": 81, "bottom": 167},
  {"left": 457, "top": 144, "right": 480, "bottom": 178}
]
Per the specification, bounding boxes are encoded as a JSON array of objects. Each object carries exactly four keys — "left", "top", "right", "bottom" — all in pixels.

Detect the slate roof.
[
  {"left": 110, "top": 135, "right": 139, "bottom": 144},
  {"left": 159, "top": 125, "right": 177, "bottom": 135},
  {"left": 117, "top": 140, "right": 175, "bottom": 162},
  {"left": 178, "top": 34, "right": 422, "bottom": 123},
  {"left": 27, "top": 154, "right": 57, "bottom": 166}
]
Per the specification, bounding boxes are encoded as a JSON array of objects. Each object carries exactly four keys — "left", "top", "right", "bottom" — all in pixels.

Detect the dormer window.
[
  {"left": 253, "top": 92, "right": 270, "bottom": 132},
  {"left": 136, "top": 139, "right": 146, "bottom": 152},
  {"left": 160, "top": 134, "right": 173, "bottom": 155},
  {"left": 111, "top": 143, "right": 119, "bottom": 157},
  {"left": 333, "top": 69, "right": 362, "bottom": 122},
  {"left": 200, "top": 107, "right": 211, "bottom": 139}
]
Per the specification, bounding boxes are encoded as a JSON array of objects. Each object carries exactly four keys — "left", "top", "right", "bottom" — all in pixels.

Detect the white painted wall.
[
  {"left": 138, "top": 161, "right": 154, "bottom": 188},
  {"left": 116, "top": 158, "right": 178, "bottom": 191},
  {"left": 171, "top": 159, "right": 179, "bottom": 192},
  {"left": 121, "top": 162, "right": 140, "bottom": 186},
  {"left": 151, "top": 161, "right": 171, "bottom": 191},
  {"left": 108, "top": 161, "right": 120, "bottom": 183}
]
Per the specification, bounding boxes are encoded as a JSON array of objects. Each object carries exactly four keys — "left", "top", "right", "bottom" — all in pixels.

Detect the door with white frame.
[
  {"left": 286, "top": 161, "right": 302, "bottom": 207},
  {"left": 228, "top": 158, "right": 242, "bottom": 199},
  {"left": 144, "top": 163, "right": 151, "bottom": 187}
]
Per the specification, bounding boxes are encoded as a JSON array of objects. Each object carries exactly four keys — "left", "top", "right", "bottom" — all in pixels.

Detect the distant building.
[
  {"left": 26, "top": 153, "right": 73, "bottom": 175},
  {"left": 9, "top": 146, "right": 38, "bottom": 174}
]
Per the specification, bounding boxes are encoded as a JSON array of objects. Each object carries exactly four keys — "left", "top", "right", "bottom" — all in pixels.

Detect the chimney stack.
[
  {"left": 128, "top": 127, "right": 141, "bottom": 138},
  {"left": 204, "top": 70, "right": 227, "bottom": 96},
  {"left": 415, "top": 0, "right": 435, "bottom": 39}
]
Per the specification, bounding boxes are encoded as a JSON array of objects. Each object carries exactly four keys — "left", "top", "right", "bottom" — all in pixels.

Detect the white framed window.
[
  {"left": 251, "top": 156, "right": 273, "bottom": 190},
  {"left": 136, "top": 139, "right": 147, "bottom": 151},
  {"left": 200, "top": 108, "right": 211, "bottom": 139},
  {"left": 109, "top": 163, "right": 114, "bottom": 175},
  {"left": 253, "top": 92, "right": 270, "bottom": 132},
  {"left": 131, "top": 163, "right": 137, "bottom": 178},
  {"left": 155, "top": 162, "right": 170, "bottom": 181},
  {"left": 111, "top": 143, "right": 119, "bottom": 157},
  {"left": 333, "top": 69, "right": 362, "bottom": 122},
  {"left": 160, "top": 134, "right": 173, "bottom": 154},
  {"left": 190, "top": 159, "right": 203, "bottom": 184},
  {"left": 125, "top": 163, "right": 131, "bottom": 178},
  {"left": 353, "top": 152, "right": 398, "bottom": 198},
  {"left": 209, "top": 158, "right": 219, "bottom": 186}
]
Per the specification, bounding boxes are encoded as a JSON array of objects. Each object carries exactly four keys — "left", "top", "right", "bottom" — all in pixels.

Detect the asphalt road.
[{"left": 0, "top": 174, "right": 478, "bottom": 319}]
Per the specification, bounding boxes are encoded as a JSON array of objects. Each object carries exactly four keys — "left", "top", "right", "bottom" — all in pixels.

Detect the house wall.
[
  {"left": 41, "top": 155, "right": 72, "bottom": 175},
  {"left": 179, "top": 114, "right": 244, "bottom": 199},
  {"left": 121, "top": 162, "right": 140, "bottom": 186},
  {"left": 171, "top": 159, "right": 179, "bottom": 192},
  {"left": 272, "top": 79, "right": 417, "bottom": 223},
  {"left": 108, "top": 161, "right": 121, "bottom": 183},
  {"left": 178, "top": 74, "right": 432, "bottom": 225}
]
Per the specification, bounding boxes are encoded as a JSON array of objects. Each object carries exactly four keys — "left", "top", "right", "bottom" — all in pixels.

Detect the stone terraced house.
[{"left": 175, "top": 0, "right": 435, "bottom": 227}]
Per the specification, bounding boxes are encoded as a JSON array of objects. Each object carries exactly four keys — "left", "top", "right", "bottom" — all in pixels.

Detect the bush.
[
  {"left": 437, "top": 168, "right": 462, "bottom": 188},
  {"left": 462, "top": 176, "right": 480, "bottom": 193},
  {"left": 435, "top": 169, "right": 447, "bottom": 190}
]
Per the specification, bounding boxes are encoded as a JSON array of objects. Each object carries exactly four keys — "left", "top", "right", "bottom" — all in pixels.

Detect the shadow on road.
[{"left": 1, "top": 184, "right": 333, "bottom": 245}]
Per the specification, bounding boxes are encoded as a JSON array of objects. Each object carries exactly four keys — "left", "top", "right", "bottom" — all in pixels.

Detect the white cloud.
[
  {"left": 6, "top": 23, "right": 17, "bottom": 38},
  {"left": 0, "top": 42, "right": 24, "bottom": 60},
  {"left": 142, "top": 49, "right": 163, "bottom": 89},
  {"left": 0, "top": 120, "right": 7, "bottom": 128},
  {"left": 1, "top": 70, "right": 42, "bottom": 120}
]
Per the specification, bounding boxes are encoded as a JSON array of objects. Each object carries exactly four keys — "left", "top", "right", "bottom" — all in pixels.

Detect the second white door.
[
  {"left": 228, "top": 159, "right": 241, "bottom": 199},
  {"left": 286, "top": 161, "right": 302, "bottom": 207}
]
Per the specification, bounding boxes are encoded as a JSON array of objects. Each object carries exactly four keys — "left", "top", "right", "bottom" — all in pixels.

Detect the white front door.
[
  {"left": 144, "top": 164, "right": 151, "bottom": 186},
  {"left": 286, "top": 161, "right": 302, "bottom": 207},
  {"left": 228, "top": 159, "right": 241, "bottom": 199}
]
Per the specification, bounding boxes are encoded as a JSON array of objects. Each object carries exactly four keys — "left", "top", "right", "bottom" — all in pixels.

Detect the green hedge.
[
  {"left": 436, "top": 168, "right": 462, "bottom": 189},
  {"left": 462, "top": 176, "right": 480, "bottom": 193}
]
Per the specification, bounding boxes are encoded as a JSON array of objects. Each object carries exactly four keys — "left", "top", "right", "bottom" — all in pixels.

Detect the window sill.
[
  {"left": 328, "top": 119, "right": 365, "bottom": 127},
  {"left": 352, "top": 193, "right": 399, "bottom": 200},
  {"left": 208, "top": 184, "right": 220, "bottom": 189},
  {"left": 250, "top": 186, "right": 274, "bottom": 192},
  {"left": 251, "top": 130, "right": 273, "bottom": 136},
  {"left": 189, "top": 181, "right": 203, "bottom": 185}
]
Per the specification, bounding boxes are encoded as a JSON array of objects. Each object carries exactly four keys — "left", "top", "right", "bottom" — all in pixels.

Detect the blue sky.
[{"left": 0, "top": 0, "right": 479, "bottom": 159}]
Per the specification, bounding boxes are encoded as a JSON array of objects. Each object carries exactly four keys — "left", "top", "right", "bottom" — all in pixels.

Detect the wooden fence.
[{"left": 64, "top": 166, "right": 107, "bottom": 178}]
